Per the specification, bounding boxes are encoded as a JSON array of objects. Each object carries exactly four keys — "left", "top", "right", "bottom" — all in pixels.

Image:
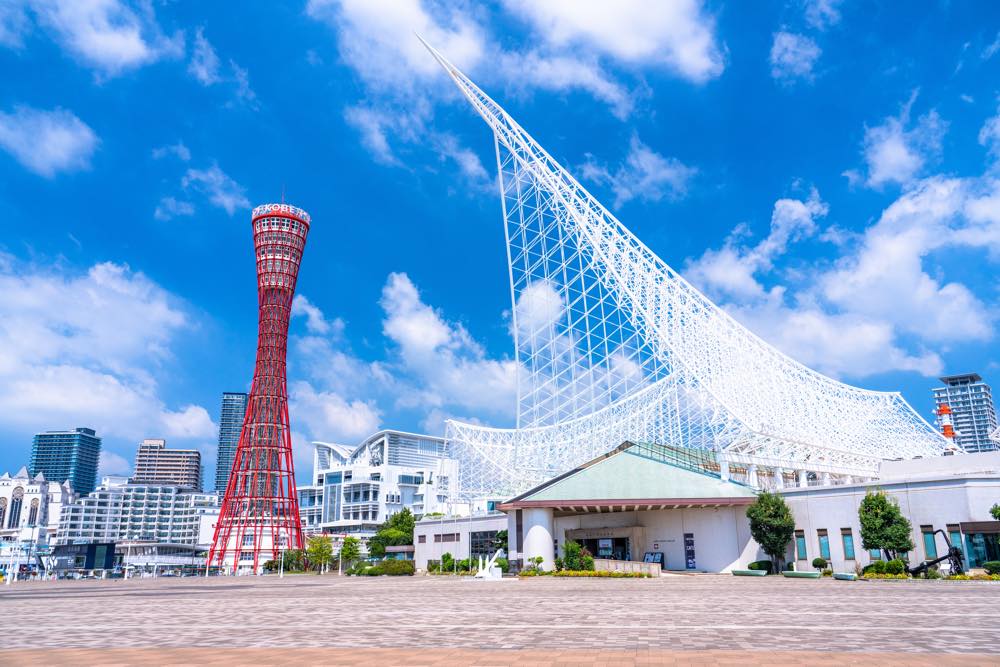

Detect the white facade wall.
[
  {"left": 781, "top": 475, "right": 1000, "bottom": 572},
  {"left": 1, "top": 468, "right": 76, "bottom": 574},
  {"left": 413, "top": 513, "right": 507, "bottom": 570}
]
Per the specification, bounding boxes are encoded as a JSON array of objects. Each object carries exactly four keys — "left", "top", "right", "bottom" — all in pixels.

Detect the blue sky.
[{"left": 1, "top": 1, "right": 998, "bottom": 487}]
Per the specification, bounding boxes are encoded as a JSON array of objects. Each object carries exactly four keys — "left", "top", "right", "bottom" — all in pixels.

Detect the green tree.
[
  {"left": 367, "top": 508, "right": 416, "bottom": 558},
  {"left": 745, "top": 491, "right": 795, "bottom": 574},
  {"left": 340, "top": 536, "right": 362, "bottom": 570},
  {"left": 306, "top": 535, "right": 334, "bottom": 574},
  {"left": 858, "top": 490, "right": 914, "bottom": 561},
  {"left": 495, "top": 529, "right": 508, "bottom": 553},
  {"left": 991, "top": 503, "right": 1000, "bottom": 521}
]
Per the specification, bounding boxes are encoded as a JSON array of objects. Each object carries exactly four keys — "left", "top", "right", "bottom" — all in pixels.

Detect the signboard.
[
  {"left": 684, "top": 533, "right": 696, "bottom": 570},
  {"left": 598, "top": 538, "right": 613, "bottom": 557},
  {"left": 652, "top": 542, "right": 660, "bottom": 550}
]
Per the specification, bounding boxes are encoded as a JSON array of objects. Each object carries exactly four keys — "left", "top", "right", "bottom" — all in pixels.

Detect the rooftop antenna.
[{"left": 281, "top": 182, "right": 286, "bottom": 204}]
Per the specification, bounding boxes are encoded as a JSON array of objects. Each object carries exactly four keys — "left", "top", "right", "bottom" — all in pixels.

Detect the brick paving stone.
[{"left": 1, "top": 575, "right": 999, "bottom": 664}]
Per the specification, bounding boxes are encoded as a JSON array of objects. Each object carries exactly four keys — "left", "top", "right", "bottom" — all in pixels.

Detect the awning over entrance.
[{"left": 498, "top": 442, "right": 757, "bottom": 516}]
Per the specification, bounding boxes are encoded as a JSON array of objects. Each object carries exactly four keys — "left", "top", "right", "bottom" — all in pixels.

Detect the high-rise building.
[
  {"left": 209, "top": 203, "right": 311, "bottom": 574},
  {"left": 132, "top": 439, "right": 202, "bottom": 490},
  {"left": 215, "top": 392, "right": 247, "bottom": 492},
  {"left": 933, "top": 374, "right": 999, "bottom": 453},
  {"left": 30, "top": 428, "right": 102, "bottom": 495}
]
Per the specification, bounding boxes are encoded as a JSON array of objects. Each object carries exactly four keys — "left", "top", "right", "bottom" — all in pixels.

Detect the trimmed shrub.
[
  {"left": 371, "top": 559, "right": 415, "bottom": 576},
  {"left": 495, "top": 557, "right": 509, "bottom": 573},
  {"left": 747, "top": 560, "right": 773, "bottom": 574},
  {"left": 812, "top": 557, "right": 828, "bottom": 570},
  {"left": 863, "top": 560, "right": 887, "bottom": 575},
  {"left": 554, "top": 557, "right": 565, "bottom": 572},
  {"left": 983, "top": 561, "right": 1000, "bottom": 576},
  {"left": 821, "top": 568, "right": 833, "bottom": 577},
  {"left": 885, "top": 559, "right": 906, "bottom": 575}
]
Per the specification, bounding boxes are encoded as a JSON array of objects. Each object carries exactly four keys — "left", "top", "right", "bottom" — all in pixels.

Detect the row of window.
[
  {"left": 794, "top": 525, "right": 961, "bottom": 562},
  {"left": 419, "top": 532, "right": 460, "bottom": 544}
]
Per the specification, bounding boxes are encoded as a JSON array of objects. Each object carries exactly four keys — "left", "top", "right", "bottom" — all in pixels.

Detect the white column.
[
  {"left": 797, "top": 470, "right": 808, "bottom": 487},
  {"left": 522, "top": 507, "right": 555, "bottom": 571},
  {"left": 821, "top": 472, "right": 832, "bottom": 486},
  {"left": 718, "top": 459, "right": 730, "bottom": 482},
  {"left": 774, "top": 468, "right": 785, "bottom": 489},
  {"left": 748, "top": 465, "right": 759, "bottom": 489}
]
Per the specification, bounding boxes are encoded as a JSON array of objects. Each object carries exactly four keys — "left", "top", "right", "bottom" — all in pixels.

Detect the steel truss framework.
[
  {"left": 209, "top": 203, "right": 310, "bottom": 573},
  {"left": 419, "top": 41, "right": 952, "bottom": 500}
]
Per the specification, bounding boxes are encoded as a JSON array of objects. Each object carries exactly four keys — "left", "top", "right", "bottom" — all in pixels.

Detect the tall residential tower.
[
  {"left": 30, "top": 427, "right": 101, "bottom": 495},
  {"left": 214, "top": 392, "right": 248, "bottom": 492},
  {"left": 209, "top": 203, "right": 310, "bottom": 574},
  {"left": 132, "top": 438, "right": 203, "bottom": 490},
  {"left": 933, "top": 374, "right": 998, "bottom": 453}
]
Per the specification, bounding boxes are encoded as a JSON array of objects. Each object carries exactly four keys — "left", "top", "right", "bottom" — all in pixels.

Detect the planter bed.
[
  {"left": 833, "top": 572, "right": 856, "bottom": 581},
  {"left": 781, "top": 571, "right": 821, "bottom": 579},
  {"left": 731, "top": 569, "right": 768, "bottom": 577}
]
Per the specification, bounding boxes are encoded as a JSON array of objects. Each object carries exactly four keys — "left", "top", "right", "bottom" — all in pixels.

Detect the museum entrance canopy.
[{"left": 498, "top": 442, "right": 757, "bottom": 517}]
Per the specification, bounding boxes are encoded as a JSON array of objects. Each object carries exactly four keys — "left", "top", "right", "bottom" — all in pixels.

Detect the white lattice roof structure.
[{"left": 419, "top": 40, "right": 952, "bottom": 499}]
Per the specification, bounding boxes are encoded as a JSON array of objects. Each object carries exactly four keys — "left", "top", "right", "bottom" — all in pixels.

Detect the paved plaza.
[{"left": 1, "top": 574, "right": 999, "bottom": 665}]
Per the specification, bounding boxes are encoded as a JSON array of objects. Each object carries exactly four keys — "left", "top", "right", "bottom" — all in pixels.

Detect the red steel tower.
[{"left": 209, "top": 203, "right": 310, "bottom": 574}]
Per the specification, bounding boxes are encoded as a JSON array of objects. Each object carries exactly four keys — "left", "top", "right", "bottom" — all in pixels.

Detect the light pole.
[
  {"left": 7, "top": 538, "right": 22, "bottom": 585},
  {"left": 124, "top": 536, "right": 136, "bottom": 580},
  {"left": 279, "top": 529, "right": 287, "bottom": 579}
]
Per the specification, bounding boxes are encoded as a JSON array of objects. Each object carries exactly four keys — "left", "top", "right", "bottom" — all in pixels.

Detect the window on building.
[
  {"left": 8, "top": 487, "right": 23, "bottom": 529},
  {"left": 27, "top": 499, "right": 39, "bottom": 526},
  {"left": 817, "top": 529, "right": 831, "bottom": 560},
  {"left": 841, "top": 528, "right": 855, "bottom": 560},
  {"left": 433, "top": 534, "right": 442, "bottom": 543},
  {"left": 418, "top": 535, "right": 426, "bottom": 544},
  {"left": 242, "top": 534, "right": 254, "bottom": 546},
  {"left": 795, "top": 530, "right": 807, "bottom": 560},
  {"left": 471, "top": 530, "right": 500, "bottom": 559},
  {"left": 921, "top": 525, "right": 938, "bottom": 560},
  {"left": 0, "top": 498, "right": 6, "bottom": 527},
  {"left": 869, "top": 548, "right": 882, "bottom": 560},
  {"left": 947, "top": 524, "right": 963, "bottom": 564}
]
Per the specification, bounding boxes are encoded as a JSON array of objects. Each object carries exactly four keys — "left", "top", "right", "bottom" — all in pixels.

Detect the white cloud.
[
  {"left": 980, "top": 105, "right": 1000, "bottom": 163},
  {"left": 0, "top": 2, "right": 30, "bottom": 48},
  {"left": 229, "top": 60, "right": 257, "bottom": 107},
  {"left": 504, "top": 0, "right": 724, "bottom": 83},
  {"left": 187, "top": 27, "right": 220, "bottom": 85},
  {"left": 498, "top": 50, "right": 633, "bottom": 120},
  {"left": 820, "top": 177, "right": 993, "bottom": 343},
  {"left": 98, "top": 450, "right": 132, "bottom": 477},
  {"left": 860, "top": 93, "right": 947, "bottom": 188},
  {"left": 582, "top": 135, "right": 697, "bottom": 208},
  {"left": 153, "top": 196, "right": 195, "bottom": 221},
  {"left": 0, "top": 258, "right": 216, "bottom": 442},
  {"left": 687, "top": 189, "right": 828, "bottom": 300},
  {"left": 307, "top": 0, "right": 486, "bottom": 91},
  {"left": 182, "top": 164, "right": 250, "bottom": 215},
  {"left": 983, "top": 32, "right": 1000, "bottom": 61},
  {"left": 0, "top": 105, "right": 98, "bottom": 177},
  {"left": 293, "top": 295, "right": 343, "bottom": 336},
  {"left": 161, "top": 405, "right": 215, "bottom": 439},
  {"left": 769, "top": 32, "right": 821, "bottom": 83},
  {"left": 29, "top": 0, "right": 184, "bottom": 77},
  {"left": 804, "top": 0, "right": 843, "bottom": 31},
  {"left": 685, "top": 176, "right": 999, "bottom": 381},
  {"left": 380, "top": 272, "right": 518, "bottom": 416},
  {"left": 290, "top": 381, "right": 381, "bottom": 445},
  {"left": 151, "top": 142, "right": 190, "bottom": 161}
]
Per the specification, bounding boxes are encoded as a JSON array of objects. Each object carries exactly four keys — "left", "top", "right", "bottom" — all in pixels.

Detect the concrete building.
[
  {"left": 30, "top": 427, "right": 101, "bottom": 495},
  {"left": 132, "top": 438, "right": 203, "bottom": 490},
  {"left": 297, "top": 430, "right": 454, "bottom": 541},
  {"left": 413, "top": 513, "right": 507, "bottom": 571},
  {"left": 424, "top": 441, "right": 1000, "bottom": 574},
  {"left": 782, "top": 453, "right": 1000, "bottom": 572},
  {"left": 0, "top": 467, "right": 76, "bottom": 578},
  {"left": 214, "top": 391, "right": 247, "bottom": 492},
  {"left": 934, "top": 373, "right": 999, "bottom": 453},
  {"left": 56, "top": 477, "right": 219, "bottom": 547}
]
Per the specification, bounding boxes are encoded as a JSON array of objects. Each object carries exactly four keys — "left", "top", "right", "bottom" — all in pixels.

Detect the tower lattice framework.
[
  {"left": 209, "top": 203, "right": 310, "bottom": 573},
  {"left": 417, "top": 39, "right": 953, "bottom": 500}
]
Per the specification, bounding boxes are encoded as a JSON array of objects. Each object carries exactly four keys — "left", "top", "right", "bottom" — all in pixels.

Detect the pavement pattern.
[{"left": 1, "top": 574, "right": 999, "bottom": 665}]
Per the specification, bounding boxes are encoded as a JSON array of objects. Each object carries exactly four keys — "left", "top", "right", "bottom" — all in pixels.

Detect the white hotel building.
[{"left": 298, "top": 430, "right": 454, "bottom": 541}]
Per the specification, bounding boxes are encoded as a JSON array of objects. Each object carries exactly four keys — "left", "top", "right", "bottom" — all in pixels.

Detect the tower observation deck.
[
  {"left": 209, "top": 203, "right": 310, "bottom": 574},
  {"left": 417, "top": 39, "right": 953, "bottom": 500}
]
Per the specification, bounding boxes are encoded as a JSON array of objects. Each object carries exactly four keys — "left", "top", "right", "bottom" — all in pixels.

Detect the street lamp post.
[{"left": 279, "top": 529, "right": 287, "bottom": 579}]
